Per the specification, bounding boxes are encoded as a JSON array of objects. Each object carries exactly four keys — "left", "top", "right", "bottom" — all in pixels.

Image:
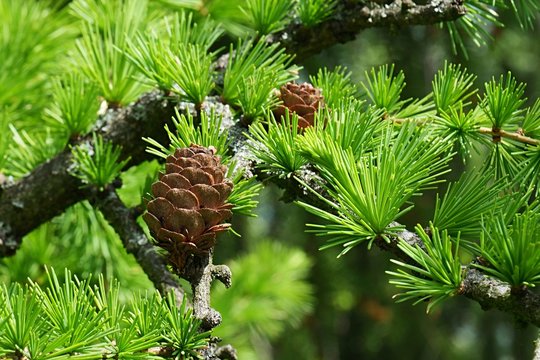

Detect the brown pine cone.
[
  {"left": 273, "top": 82, "right": 324, "bottom": 129},
  {"left": 143, "top": 145, "right": 233, "bottom": 271}
]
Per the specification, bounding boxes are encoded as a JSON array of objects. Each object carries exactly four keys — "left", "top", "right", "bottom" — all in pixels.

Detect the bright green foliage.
[
  {"left": 0, "top": 0, "right": 77, "bottom": 123},
  {"left": 125, "top": 32, "right": 173, "bottom": 90},
  {"left": 5, "top": 127, "right": 63, "bottom": 178},
  {"left": 432, "top": 171, "right": 507, "bottom": 242},
  {"left": 0, "top": 283, "right": 45, "bottom": 357},
  {"left": 241, "top": 0, "right": 293, "bottom": 34},
  {"left": 309, "top": 66, "right": 358, "bottom": 107},
  {"left": 153, "top": 0, "right": 204, "bottom": 11},
  {"left": 227, "top": 169, "right": 263, "bottom": 216},
  {"left": 519, "top": 145, "right": 540, "bottom": 194},
  {"left": 0, "top": 111, "right": 9, "bottom": 171},
  {"left": 443, "top": 1, "right": 500, "bottom": 57},
  {"left": 222, "top": 37, "right": 298, "bottom": 105},
  {"left": 164, "top": 12, "right": 223, "bottom": 53},
  {"left": 0, "top": 268, "right": 210, "bottom": 359},
  {"left": 145, "top": 109, "right": 230, "bottom": 160},
  {"left": 134, "top": 14, "right": 219, "bottom": 105},
  {"left": 107, "top": 320, "right": 161, "bottom": 359},
  {"left": 0, "top": 0, "right": 75, "bottom": 175},
  {"left": 33, "top": 269, "right": 111, "bottom": 355},
  {"left": 45, "top": 73, "right": 101, "bottom": 138},
  {"left": 361, "top": 64, "right": 405, "bottom": 114},
  {"left": 432, "top": 62, "right": 477, "bottom": 114},
  {"left": 71, "top": 0, "right": 150, "bottom": 105},
  {"left": 212, "top": 241, "right": 313, "bottom": 360},
  {"left": 248, "top": 113, "right": 307, "bottom": 175},
  {"left": 299, "top": 123, "right": 452, "bottom": 254},
  {"left": 507, "top": 0, "right": 540, "bottom": 28},
  {"left": 393, "top": 94, "right": 434, "bottom": 120},
  {"left": 237, "top": 67, "right": 281, "bottom": 122},
  {"left": 387, "top": 225, "right": 463, "bottom": 313},
  {"left": 297, "top": 0, "right": 337, "bottom": 27},
  {"left": 441, "top": 0, "right": 540, "bottom": 55},
  {"left": 165, "top": 44, "right": 215, "bottom": 105},
  {"left": 163, "top": 292, "right": 212, "bottom": 359},
  {"left": 71, "top": 133, "right": 130, "bottom": 190},
  {"left": 480, "top": 72, "right": 526, "bottom": 130},
  {"left": 361, "top": 64, "right": 434, "bottom": 120},
  {"left": 521, "top": 98, "right": 540, "bottom": 137},
  {"left": 485, "top": 141, "right": 523, "bottom": 180},
  {"left": 433, "top": 105, "right": 486, "bottom": 158},
  {"left": 478, "top": 210, "right": 540, "bottom": 286},
  {"left": 199, "top": 0, "right": 252, "bottom": 36},
  {"left": 129, "top": 291, "right": 168, "bottom": 338},
  {"left": 125, "top": 13, "right": 222, "bottom": 92},
  {"left": 299, "top": 98, "right": 383, "bottom": 166}
]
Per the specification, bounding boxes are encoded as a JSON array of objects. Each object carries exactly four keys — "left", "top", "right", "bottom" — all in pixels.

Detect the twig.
[
  {"left": 460, "top": 267, "right": 540, "bottom": 327},
  {"left": 534, "top": 332, "right": 540, "bottom": 359},
  {"left": 479, "top": 127, "right": 540, "bottom": 146},
  {"left": 389, "top": 118, "right": 540, "bottom": 146},
  {"left": 179, "top": 250, "right": 232, "bottom": 331}
]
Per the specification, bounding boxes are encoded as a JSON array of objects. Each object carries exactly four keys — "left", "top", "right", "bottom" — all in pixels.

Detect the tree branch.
[
  {"left": 377, "top": 225, "right": 540, "bottom": 327},
  {"left": 279, "top": 0, "right": 466, "bottom": 57},
  {"left": 2, "top": 86, "right": 540, "bottom": 328},
  {"left": 461, "top": 267, "right": 540, "bottom": 327},
  {"left": 391, "top": 118, "right": 540, "bottom": 147},
  {"left": 479, "top": 126, "right": 540, "bottom": 146},
  {"left": 89, "top": 186, "right": 185, "bottom": 303},
  {"left": 0, "top": 90, "right": 176, "bottom": 257}
]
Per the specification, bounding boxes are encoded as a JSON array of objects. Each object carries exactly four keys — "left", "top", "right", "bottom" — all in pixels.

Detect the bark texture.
[{"left": 279, "top": 0, "right": 466, "bottom": 57}]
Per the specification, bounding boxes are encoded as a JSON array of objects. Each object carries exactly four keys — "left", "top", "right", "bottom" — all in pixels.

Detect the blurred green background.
[{"left": 1, "top": 1, "right": 539, "bottom": 359}]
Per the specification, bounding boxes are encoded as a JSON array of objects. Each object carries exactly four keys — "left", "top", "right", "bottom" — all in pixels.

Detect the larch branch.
[
  {"left": 279, "top": 0, "right": 466, "bottom": 57},
  {"left": 2, "top": 84, "right": 540, "bottom": 327}
]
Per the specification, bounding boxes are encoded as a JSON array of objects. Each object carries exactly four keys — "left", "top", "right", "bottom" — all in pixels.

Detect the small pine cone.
[
  {"left": 273, "top": 82, "right": 324, "bottom": 129},
  {"left": 143, "top": 145, "right": 233, "bottom": 271}
]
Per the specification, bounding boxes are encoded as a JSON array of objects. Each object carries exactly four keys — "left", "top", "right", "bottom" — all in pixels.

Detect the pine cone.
[
  {"left": 143, "top": 145, "right": 233, "bottom": 271},
  {"left": 273, "top": 82, "right": 323, "bottom": 129}
]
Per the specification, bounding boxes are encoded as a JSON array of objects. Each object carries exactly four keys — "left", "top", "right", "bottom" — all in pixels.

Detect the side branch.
[
  {"left": 391, "top": 118, "right": 540, "bottom": 147},
  {"left": 279, "top": 0, "right": 466, "bottom": 57},
  {"left": 379, "top": 225, "right": 540, "bottom": 326},
  {"left": 479, "top": 127, "right": 540, "bottom": 146}
]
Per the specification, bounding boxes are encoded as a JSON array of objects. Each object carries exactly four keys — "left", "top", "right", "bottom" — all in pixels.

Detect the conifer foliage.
[{"left": 1, "top": 0, "right": 540, "bottom": 359}]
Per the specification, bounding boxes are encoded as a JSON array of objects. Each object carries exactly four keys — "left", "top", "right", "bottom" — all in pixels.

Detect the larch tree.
[{"left": 1, "top": 0, "right": 540, "bottom": 359}]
